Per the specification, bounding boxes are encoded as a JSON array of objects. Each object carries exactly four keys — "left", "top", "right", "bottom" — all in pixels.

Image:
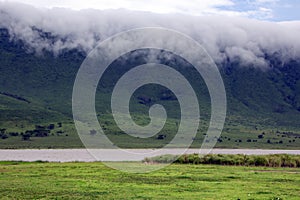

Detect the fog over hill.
[{"left": 1, "top": 2, "right": 300, "bottom": 68}]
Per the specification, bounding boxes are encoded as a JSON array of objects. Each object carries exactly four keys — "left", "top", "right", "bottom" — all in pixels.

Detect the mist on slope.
[{"left": 0, "top": 2, "right": 300, "bottom": 68}]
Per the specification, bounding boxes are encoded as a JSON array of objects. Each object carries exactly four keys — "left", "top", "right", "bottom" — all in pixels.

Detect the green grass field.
[
  {"left": 0, "top": 161, "right": 299, "bottom": 199},
  {"left": 0, "top": 116, "right": 299, "bottom": 149}
]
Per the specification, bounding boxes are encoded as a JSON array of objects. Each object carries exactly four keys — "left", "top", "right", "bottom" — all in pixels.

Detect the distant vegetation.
[
  {"left": 144, "top": 154, "right": 300, "bottom": 168},
  {"left": 0, "top": 117, "right": 299, "bottom": 149},
  {"left": 0, "top": 121, "right": 83, "bottom": 149},
  {"left": 0, "top": 122, "right": 66, "bottom": 141}
]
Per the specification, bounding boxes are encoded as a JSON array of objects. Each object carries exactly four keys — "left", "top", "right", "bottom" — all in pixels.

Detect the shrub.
[
  {"left": 47, "top": 124, "right": 55, "bottom": 130},
  {"left": 9, "top": 132, "right": 19, "bottom": 136},
  {"left": 144, "top": 154, "right": 300, "bottom": 168},
  {"left": 268, "top": 155, "right": 282, "bottom": 167},
  {"left": 143, "top": 154, "right": 177, "bottom": 163},
  {"left": 258, "top": 134, "right": 264, "bottom": 139},
  {"left": 90, "top": 129, "right": 97, "bottom": 135},
  {"left": 1, "top": 134, "right": 8, "bottom": 139},
  {"left": 22, "top": 133, "right": 31, "bottom": 141},
  {"left": 253, "top": 156, "right": 269, "bottom": 166}
]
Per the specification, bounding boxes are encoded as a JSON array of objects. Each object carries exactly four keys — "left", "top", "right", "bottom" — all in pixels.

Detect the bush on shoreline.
[{"left": 143, "top": 154, "right": 300, "bottom": 168}]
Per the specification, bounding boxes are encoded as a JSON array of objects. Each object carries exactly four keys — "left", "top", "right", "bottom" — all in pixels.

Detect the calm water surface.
[{"left": 0, "top": 149, "right": 299, "bottom": 162}]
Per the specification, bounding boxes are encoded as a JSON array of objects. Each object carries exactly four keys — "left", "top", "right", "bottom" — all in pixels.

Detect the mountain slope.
[{"left": 0, "top": 28, "right": 299, "bottom": 148}]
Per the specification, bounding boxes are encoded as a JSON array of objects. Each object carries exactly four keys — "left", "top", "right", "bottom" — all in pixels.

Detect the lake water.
[{"left": 0, "top": 149, "right": 299, "bottom": 162}]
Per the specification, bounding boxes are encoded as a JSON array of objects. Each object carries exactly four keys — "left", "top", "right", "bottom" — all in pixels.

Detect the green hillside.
[{"left": 0, "top": 28, "right": 299, "bottom": 149}]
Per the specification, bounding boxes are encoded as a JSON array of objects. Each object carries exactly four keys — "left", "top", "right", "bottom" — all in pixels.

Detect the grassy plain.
[
  {"left": 0, "top": 115, "right": 299, "bottom": 149},
  {"left": 0, "top": 161, "right": 299, "bottom": 199}
]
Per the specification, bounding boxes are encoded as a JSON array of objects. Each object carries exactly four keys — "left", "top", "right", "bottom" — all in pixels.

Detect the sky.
[{"left": 0, "top": 0, "right": 299, "bottom": 21}]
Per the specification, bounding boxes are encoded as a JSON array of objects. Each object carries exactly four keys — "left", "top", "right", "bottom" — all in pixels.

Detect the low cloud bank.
[{"left": 1, "top": 2, "right": 300, "bottom": 67}]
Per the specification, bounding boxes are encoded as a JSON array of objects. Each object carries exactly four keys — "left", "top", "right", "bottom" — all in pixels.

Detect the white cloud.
[
  {"left": 247, "top": 7, "right": 274, "bottom": 20},
  {"left": 254, "top": 0, "right": 279, "bottom": 4},
  {"left": 0, "top": 1, "right": 299, "bottom": 67},
  {"left": 0, "top": 0, "right": 235, "bottom": 14},
  {"left": 0, "top": 0, "right": 282, "bottom": 20}
]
